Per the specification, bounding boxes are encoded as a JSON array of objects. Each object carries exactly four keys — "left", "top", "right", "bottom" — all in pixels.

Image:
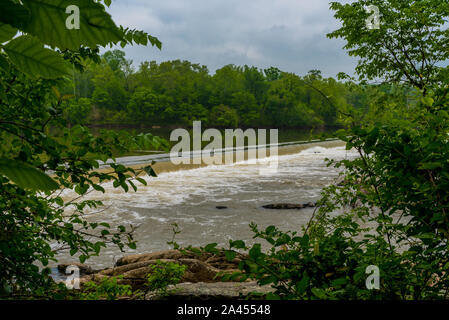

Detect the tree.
[
  {"left": 60, "top": 55, "right": 372, "bottom": 129},
  {"left": 103, "top": 49, "right": 128, "bottom": 73},
  {"left": 327, "top": 0, "right": 449, "bottom": 94},
  {"left": 126, "top": 87, "right": 168, "bottom": 123},
  {"left": 102, "top": 50, "right": 135, "bottom": 91},
  {"left": 301, "top": 73, "right": 340, "bottom": 126},
  {"left": 209, "top": 105, "right": 239, "bottom": 127},
  {"left": 91, "top": 62, "right": 129, "bottom": 112},
  {"left": 231, "top": 91, "right": 261, "bottom": 127},
  {"left": 210, "top": 65, "right": 245, "bottom": 106},
  {"left": 265, "top": 73, "right": 322, "bottom": 127},
  {"left": 264, "top": 67, "right": 282, "bottom": 81},
  {"left": 0, "top": 0, "right": 164, "bottom": 298},
  {"left": 64, "top": 97, "right": 92, "bottom": 126},
  {"left": 243, "top": 65, "right": 268, "bottom": 105}
]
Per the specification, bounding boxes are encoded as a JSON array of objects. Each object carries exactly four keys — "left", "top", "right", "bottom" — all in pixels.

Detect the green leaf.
[
  {"left": 259, "top": 275, "right": 276, "bottom": 286},
  {"left": 311, "top": 287, "right": 327, "bottom": 299},
  {"left": 129, "top": 180, "right": 137, "bottom": 192},
  {"left": 119, "top": 27, "right": 162, "bottom": 50},
  {"left": 0, "top": 23, "right": 17, "bottom": 43},
  {"left": 418, "top": 162, "right": 442, "bottom": 170},
  {"left": 0, "top": 158, "right": 59, "bottom": 192},
  {"left": 79, "top": 255, "right": 87, "bottom": 263},
  {"left": 331, "top": 277, "right": 348, "bottom": 287},
  {"left": 92, "top": 184, "right": 105, "bottom": 193},
  {"left": 421, "top": 97, "right": 434, "bottom": 106},
  {"left": 230, "top": 240, "right": 246, "bottom": 249},
  {"left": 296, "top": 274, "right": 310, "bottom": 294},
  {"left": 224, "top": 250, "right": 236, "bottom": 261},
  {"left": 120, "top": 181, "right": 129, "bottom": 192},
  {"left": 136, "top": 177, "right": 147, "bottom": 186},
  {"left": 143, "top": 165, "right": 157, "bottom": 177},
  {"left": 265, "top": 225, "right": 276, "bottom": 235},
  {"left": 3, "top": 35, "right": 71, "bottom": 79},
  {"left": 249, "top": 244, "right": 262, "bottom": 259},
  {"left": 0, "top": 284, "right": 12, "bottom": 297},
  {"left": 0, "top": 0, "right": 30, "bottom": 30},
  {"left": 204, "top": 243, "right": 219, "bottom": 254},
  {"left": 0, "top": 54, "right": 9, "bottom": 71},
  {"left": 22, "top": 0, "right": 123, "bottom": 50}
]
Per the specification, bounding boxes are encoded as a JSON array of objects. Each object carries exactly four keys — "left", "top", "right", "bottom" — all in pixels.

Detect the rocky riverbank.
[{"left": 58, "top": 249, "right": 274, "bottom": 300}]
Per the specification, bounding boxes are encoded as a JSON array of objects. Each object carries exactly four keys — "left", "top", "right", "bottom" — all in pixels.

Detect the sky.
[{"left": 106, "top": 0, "right": 357, "bottom": 77}]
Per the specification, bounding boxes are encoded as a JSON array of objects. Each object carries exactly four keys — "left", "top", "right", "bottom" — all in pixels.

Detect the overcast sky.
[{"left": 106, "top": 0, "right": 357, "bottom": 77}]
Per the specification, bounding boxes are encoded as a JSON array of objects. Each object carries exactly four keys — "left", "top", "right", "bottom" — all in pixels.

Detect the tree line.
[{"left": 63, "top": 50, "right": 391, "bottom": 128}]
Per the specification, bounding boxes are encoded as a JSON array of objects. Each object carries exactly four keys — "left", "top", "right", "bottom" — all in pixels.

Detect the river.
[{"left": 53, "top": 139, "right": 358, "bottom": 269}]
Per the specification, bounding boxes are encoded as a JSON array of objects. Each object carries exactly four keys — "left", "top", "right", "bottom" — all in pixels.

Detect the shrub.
[{"left": 145, "top": 261, "right": 187, "bottom": 297}]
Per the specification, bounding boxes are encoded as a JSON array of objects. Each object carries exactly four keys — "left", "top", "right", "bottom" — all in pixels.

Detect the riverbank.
[{"left": 57, "top": 249, "right": 275, "bottom": 300}]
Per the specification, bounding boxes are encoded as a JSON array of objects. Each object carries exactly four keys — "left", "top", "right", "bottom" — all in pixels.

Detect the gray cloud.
[{"left": 106, "top": 0, "right": 357, "bottom": 77}]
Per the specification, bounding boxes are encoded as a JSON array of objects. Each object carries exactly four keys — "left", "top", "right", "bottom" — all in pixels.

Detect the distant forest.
[{"left": 61, "top": 50, "right": 412, "bottom": 128}]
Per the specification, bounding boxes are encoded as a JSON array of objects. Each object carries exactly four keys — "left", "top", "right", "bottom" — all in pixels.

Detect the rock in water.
[
  {"left": 262, "top": 203, "right": 304, "bottom": 210},
  {"left": 216, "top": 206, "right": 228, "bottom": 209},
  {"left": 262, "top": 202, "right": 316, "bottom": 210},
  {"left": 306, "top": 202, "right": 316, "bottom": 208},
  {"left": 57, "top": 262, "right": 94, "bottom": 275}
]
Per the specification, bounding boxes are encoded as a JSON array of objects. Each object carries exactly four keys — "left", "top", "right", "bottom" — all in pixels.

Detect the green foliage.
[
  {"left": 265, "top": 73, "right": 324, "bottom": 127},
  {"left": 79, "top": 276, "right": 133, "bottom": 300},
  {"left": 209, "top": 105, "right": 239, "bottom": 127},
  {"left": 0, "top": 0, "right": 161, "bottom": 191},
  {"left": 0, "top": 0, "right": 160, "bottom": 80},
  {"left": 91, "top": 62, "right": 128, "bottom": 111},
  {"left": 4, "top": 35, "right": 71, "bottom": 79},
  {"left": 21, "top": 0, "right": 122, "bottom": 50},
  {"left": 0, "top": 62, "right": 165, "bottom": 297},
  {"left": 0, "top": 0, "right": 164, "bottom": 299},
  {"left": 145, "top": 260, "right": 187, "bottom": 297},
  {"left": 219, "top": 223, "right": 379, "bottom": 300},
  {"left": 126, "top": 87, "right": 168, "bottom": 123},
  {"left": 0, "top": 158, "right": 59, "bottom": 191},
  {"left": 231, "top": 91, "right": 260, "bottom": 126},
  {"left": 327, "top": 0, "right": 449, "bottom": 91},
  {"left": 64, "top": 97, "right": 92, "bottom": 125},
  {"left": 67, "top": 55, "right": 384, "bottom": 129}
]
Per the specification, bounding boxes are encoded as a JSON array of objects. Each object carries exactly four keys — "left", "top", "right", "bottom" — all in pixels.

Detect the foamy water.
[{"left": 53, "top": 144, "right": 357, "bottom": 269}]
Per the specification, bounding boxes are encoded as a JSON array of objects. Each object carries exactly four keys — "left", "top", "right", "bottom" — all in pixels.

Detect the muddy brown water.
[{"left": 51, "top": 140, "right": 358, "bottom": 270}]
